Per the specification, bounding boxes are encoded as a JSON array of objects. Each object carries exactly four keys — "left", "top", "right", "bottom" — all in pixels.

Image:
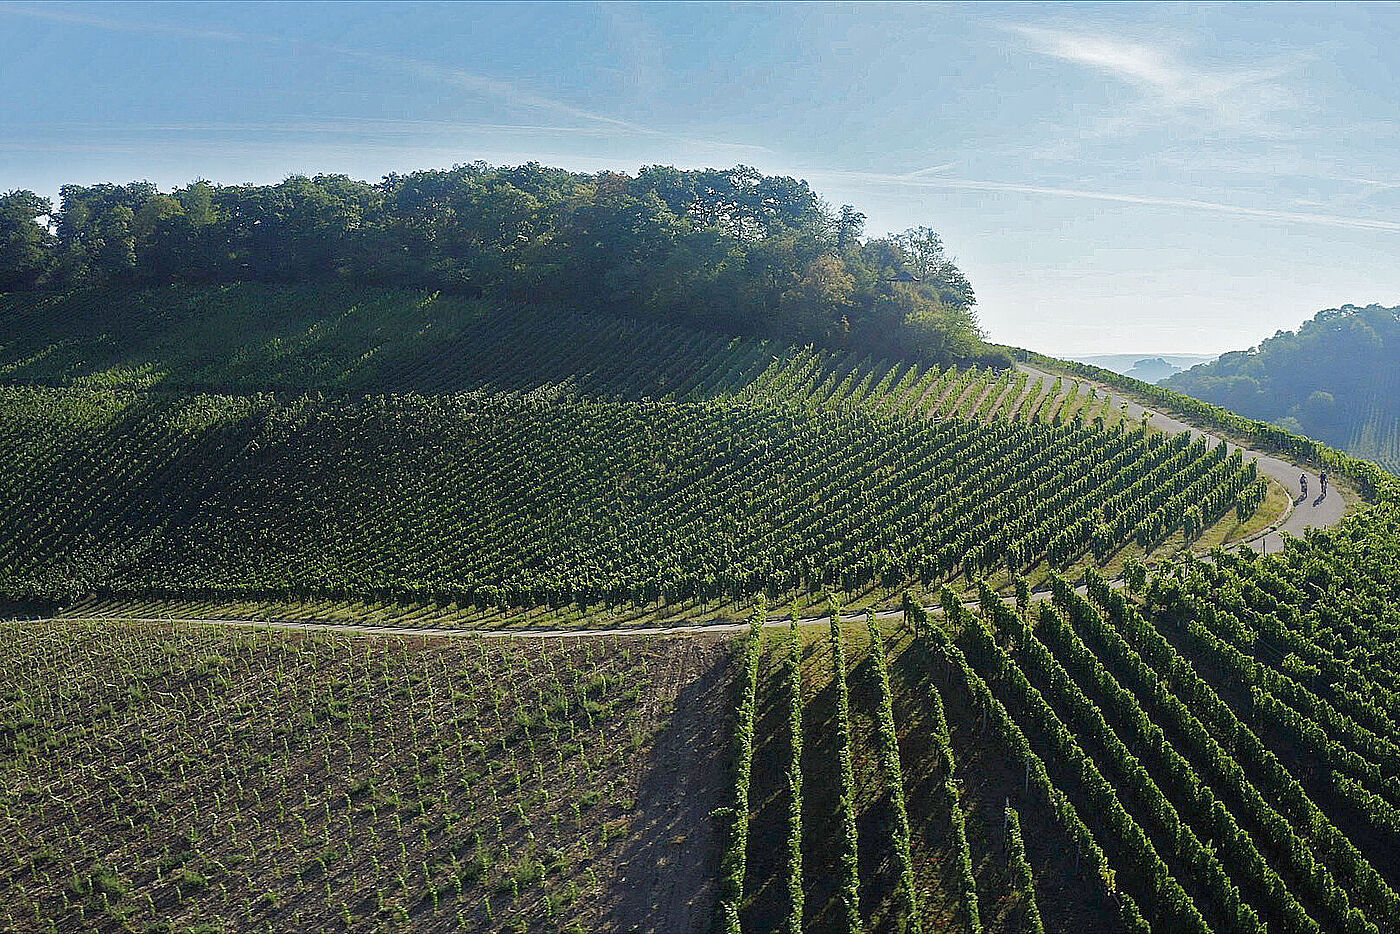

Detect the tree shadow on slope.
[
  {"left": 848, "top": 646, "right": 903, "bottom": 933},
  {"left": 921, "top": 638, "right": 1128, "bottom": 934},
  {"left": 800, "top": 638, "right": 846, "bottom": 934},
  {"left": 888, "top": 636, "right": 961, "bottom": 932},
  {"left": 602, "top": 642, "right": 734, "bottom": 933}
]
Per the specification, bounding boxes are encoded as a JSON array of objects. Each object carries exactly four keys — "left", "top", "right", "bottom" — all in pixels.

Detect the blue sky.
[{"left": 2, "top": 1, "right": 1398, "bottom": 355}]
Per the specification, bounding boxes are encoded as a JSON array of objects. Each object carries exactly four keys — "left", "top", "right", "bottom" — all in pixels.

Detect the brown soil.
[
  {"left": 601, "top": 637, "right": 734, "bottom": 932},
  {"left": 0, "top": 622, "right": 734, "bottom": 934}
]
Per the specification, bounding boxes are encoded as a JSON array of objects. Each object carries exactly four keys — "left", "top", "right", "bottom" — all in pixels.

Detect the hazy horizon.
[
  {"left": 1064, "top": 351, "right": 1220, "bottom": 362},
  {"left": 3, "top": 1, "right": 1398, "bottom": 355}
]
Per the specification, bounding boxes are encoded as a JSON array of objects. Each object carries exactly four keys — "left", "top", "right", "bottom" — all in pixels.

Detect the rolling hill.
[
  {"left": 0, "top": 286, "right": 1270, "bottom": 627},
  {"left": 0, "top": 277, "right": 1398, "bottom": 934}
]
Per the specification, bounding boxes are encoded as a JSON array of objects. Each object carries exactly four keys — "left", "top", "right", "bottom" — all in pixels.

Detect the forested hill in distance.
[
  {"left": 1165, "top": 304, "right": 1400, "bottom": 474},
  {"left": 0, "top": 163, "right": 1005, "bottom": 367}
]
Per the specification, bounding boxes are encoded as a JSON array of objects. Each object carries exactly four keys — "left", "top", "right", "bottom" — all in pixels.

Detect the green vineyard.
[
  {"left": 1, "top": 282, "right": 1398, "bottom": 934},
  {"left": 0, "top": 387, "right": 1258, "bottom": 617},
  {"left": 715, "top": 516, "right": 1400, "bottom": 934},
  {"left": 0, "top": 285, "right": 1119, "bottom": 424},
  {"left": 0, "top": 287, "right": 1274, "bottom": 626},
  {"left": 8, "top": 534, "right": 1400, "bottom": 933}
]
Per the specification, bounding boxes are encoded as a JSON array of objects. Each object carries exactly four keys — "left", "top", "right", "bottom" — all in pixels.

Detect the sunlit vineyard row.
[{"left": 716, "top": 536, "right": 1400, "bottom": 933}]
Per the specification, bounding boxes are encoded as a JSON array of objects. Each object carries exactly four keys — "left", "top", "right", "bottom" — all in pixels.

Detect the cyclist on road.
[
  {"left": 1300, "top": 474, "right": 1308, "bottom": 501},
  {"left": 1320, "top": 471, "right": 1329, "bottom": 499}
]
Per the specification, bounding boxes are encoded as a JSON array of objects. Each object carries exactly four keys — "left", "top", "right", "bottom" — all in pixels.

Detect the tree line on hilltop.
[{"left": 0, "top": 164, "right": 1001, "bottom": 365}]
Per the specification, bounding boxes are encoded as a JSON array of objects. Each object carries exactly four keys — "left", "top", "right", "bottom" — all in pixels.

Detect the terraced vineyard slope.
[
  {"left": 0, "top": 285, "right": 1115, "bottom": 421},
  {"left": 0, "top": 286, "right": 1284, "bottom": 628},
  {"left": 0, "top": 386, "right": 1265, "bottom": 624}
]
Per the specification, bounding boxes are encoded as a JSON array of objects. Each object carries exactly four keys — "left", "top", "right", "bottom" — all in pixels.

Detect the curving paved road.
[{"left": 1016, "top": 363, "right": 1347, "bottom": 554}]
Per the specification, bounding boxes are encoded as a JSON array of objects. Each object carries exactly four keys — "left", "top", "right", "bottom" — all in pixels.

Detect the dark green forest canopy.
[
  {"left": 1166, "top": 304, "right": 1400, "bottom": 473},
  {"left": 0, "top": 164, "right": 997, "bottom": 365}
]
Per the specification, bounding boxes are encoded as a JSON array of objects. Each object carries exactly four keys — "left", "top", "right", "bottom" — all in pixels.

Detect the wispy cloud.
[
  {"left": 906, "top": 162, "right": 960, "bottom": 177},
  {"left": 325, "top": 47, "right": 768, "bottom": 154},
  {"left": 812, "top": 169, "right": 1400, "bottom": 233},
  {"left": 1015, "top": 27, "right": 1184, "bottom": 92},
  {"left": 1002, "top": 23, "right": 1308, "bottom": 136}
]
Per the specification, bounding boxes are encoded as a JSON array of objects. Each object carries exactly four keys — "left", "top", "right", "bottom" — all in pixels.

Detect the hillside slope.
[
  {"left": 0, "top": 287, "right": 1279, "bottom": 628},
  {"left": 4, "top": 283, "right": 1400, "bottom": 934},
  {"left": 0, "top": 284, "right": 994, "bottom": 405},
  {"left": 1165, "top": 304, "right": 1400, "bottom": 473}
]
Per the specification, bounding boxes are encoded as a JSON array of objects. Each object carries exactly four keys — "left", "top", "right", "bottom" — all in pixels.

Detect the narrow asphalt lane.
[{"left": 1016, "top": 363, "right": 1347, "bottom": 553}]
